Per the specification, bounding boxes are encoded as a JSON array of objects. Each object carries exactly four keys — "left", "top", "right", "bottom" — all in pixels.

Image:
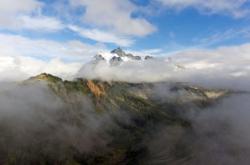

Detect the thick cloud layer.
[
  {"left": 78, "top": 44, "right": 250, "bottom": 91},
  {"left": 0, "top": 56, "right": 81, "bottom": 81},
  {"left": 1, "top": 41, "right": 249, "bottom": 92}
]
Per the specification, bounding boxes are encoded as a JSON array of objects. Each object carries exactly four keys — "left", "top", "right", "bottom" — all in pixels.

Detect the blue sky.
[
  {"left": 0, "top": 0, "right": 250, "bottom": 52},
  {"left": 0, "top": 0, "right": 250, "bottom": 61}
]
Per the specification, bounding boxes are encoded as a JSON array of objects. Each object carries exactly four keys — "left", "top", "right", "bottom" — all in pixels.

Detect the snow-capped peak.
[
  {"left": 94, "top": 48, "right": 154, "bottom": 65},
  {"left": 96, "top": 51, "right": 119, "bottom": 61}
]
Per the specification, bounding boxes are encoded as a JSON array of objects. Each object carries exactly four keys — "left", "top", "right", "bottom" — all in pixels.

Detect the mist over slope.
[
  {"left": 0, "top": 46, "right": 249, "bottom": 164},
  {"left": 0, "top": 71, "right": 248, "bottom": 164},
  {"left": 0, "top": 0, "right": 249, "bottom": 164}
]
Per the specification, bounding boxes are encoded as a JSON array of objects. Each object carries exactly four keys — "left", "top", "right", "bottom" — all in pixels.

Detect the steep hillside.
[
  {"left": 28, "top": 73, "right": 228, "bottom": 112},
  {"left": 0, "top": 73, "right": 229, "bottom": 165}
]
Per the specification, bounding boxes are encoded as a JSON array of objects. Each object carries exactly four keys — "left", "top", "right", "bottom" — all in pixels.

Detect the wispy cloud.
[
  {"left": 156, "top": 0, "right": 250, "bottom": 18},
  {"left": 0, "top": 33, "right": 108, "bottom": 61},
  {"left": 0, "top": 0, "right": 153, "bottom": 46},
  {"left": 0, "top": 0, "right": 41, "bottom": 28},
  {"left": 68, "top": 25, "right": 134, "bottom": 47},
  {"left": 193, "top": 27, "right": 250, "bottom": 47},
  {"left": 18, "top": 15, "right": 64, "bottom": 32},
  {"left": 0, "top": 0, "right": 66, "bottom": 32},
  {"left": 70, "top": 0, "right": 156, "bottom": 36}
]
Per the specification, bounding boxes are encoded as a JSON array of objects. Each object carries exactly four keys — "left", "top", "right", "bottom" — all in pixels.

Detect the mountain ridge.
[
  {"left": 0, "top": 72, "right": 232, "bottom": 165},
  {"left": 28, "top": 73, "right": 229, "bottom": 106}
]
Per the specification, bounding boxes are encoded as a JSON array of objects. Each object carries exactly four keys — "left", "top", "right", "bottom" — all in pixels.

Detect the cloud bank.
[
  {"left": 0, "top": 35, "right": 249, "bottom": 92},
  {"left": 0, "top": 33, "right": 106, "bottom": 81},
  {"left": 77, "top": 43, "right": 250, "bottom": 91}
]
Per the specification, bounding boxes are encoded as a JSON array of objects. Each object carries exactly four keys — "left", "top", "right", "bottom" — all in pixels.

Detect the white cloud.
[
  {"left": 174, "top": 44, "right": 250, "bottom": 70},
  {"left": 0, "top": 0, "right": 41, "bottom": 28},
  {"left": 70, "top": 0, "right": 156, "bottom": 36},
  {"left": 77, "top": 43, "right": 250, "bottom": 91},
  {"left": 127, "top": 48, "right": 164, "bottom": 57},
  {"left": 156, "top": 0, "right": 249, "bottom": 18},
  {"left": 0, "top": 33, "right": 109, "bottom": 80},
  {"left": 0, "top": 0, "right": 156, "bottom": 45},
  {"left": 169, "top": 44, "right": 250, "bottom": 89},
  {"left": 68, "top": 25, "right": 134, "bottom": 47},
  {"left": 194, "top": 27, "right": 250, "bottom": 47},
  {"left": 0, "top": 56, "right": 82, "bottom": 81},
  {"left": 0, "top": 0, "right": 64, "bottom": 32},
  {"left": 18, "top": 15, "right": 64, "bottom": 32},
  {"left": 0, "top": 0, "right": 42, "bottom": 14},
  {"left": 0, "top": 33, "right": 106, "bottom": 61}
]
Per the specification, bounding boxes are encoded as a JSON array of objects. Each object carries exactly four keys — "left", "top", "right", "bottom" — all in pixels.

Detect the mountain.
[
  {"left": 0, "top": 73, "right": 225, "bottom": 165},
  {"left": 93, "top": 48, "right": 153, "bottom": 65},
  {"left": 90, "top": 48, "right": 186, "bottom": 73},
  {"left": 28, "top": 73, "right": 228, "bottom": 109},
  {"left": 0, "top": 73, "right": 229, "bottom": 165}
]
